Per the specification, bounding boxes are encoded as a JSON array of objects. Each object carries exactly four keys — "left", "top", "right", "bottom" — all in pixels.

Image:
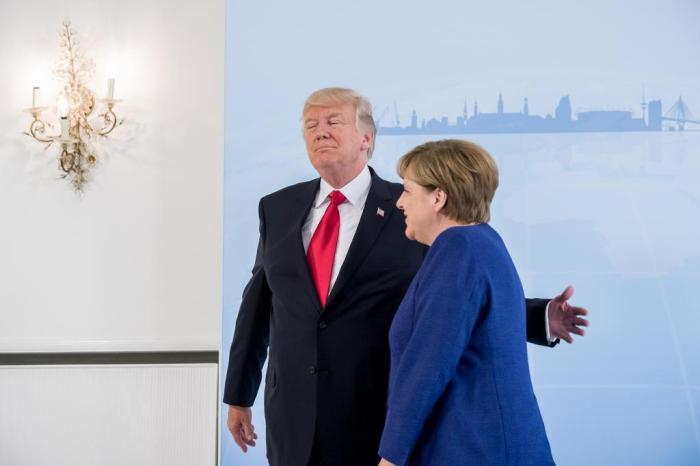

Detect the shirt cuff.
[{"left": 544, "top": 300, "right": 557, "bottom": 344}]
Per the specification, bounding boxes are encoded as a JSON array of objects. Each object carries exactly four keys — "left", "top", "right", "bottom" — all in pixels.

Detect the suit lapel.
[
  {"left": 325, "top": 168, "right": 396, "bottom": 308},
  {"left": 289, "top": 179, "right": 323, "bottom": 311}
]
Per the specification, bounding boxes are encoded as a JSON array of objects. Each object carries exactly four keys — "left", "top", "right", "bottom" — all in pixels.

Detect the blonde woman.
[{"left": 378, "top": 140, "right": 555, "bottom": 466}]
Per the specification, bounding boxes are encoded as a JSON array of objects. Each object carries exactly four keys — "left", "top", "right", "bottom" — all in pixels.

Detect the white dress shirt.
[{"left": 302, "top": 165, "right": 372, "bottom": 294}]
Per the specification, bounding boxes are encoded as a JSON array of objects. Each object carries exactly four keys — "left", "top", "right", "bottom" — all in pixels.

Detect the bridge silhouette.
[{"left": 663, "top": 97, "right": 700, "bottom": 130}]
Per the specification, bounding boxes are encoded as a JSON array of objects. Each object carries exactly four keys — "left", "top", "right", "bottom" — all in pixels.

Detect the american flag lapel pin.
[{"left": 376, "top": 207, "right": 385, "bottom": 217}]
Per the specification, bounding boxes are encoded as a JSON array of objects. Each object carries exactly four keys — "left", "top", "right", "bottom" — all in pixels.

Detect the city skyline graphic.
[{"left": 377, "top": 92, "right": 698, "bottom": 135}]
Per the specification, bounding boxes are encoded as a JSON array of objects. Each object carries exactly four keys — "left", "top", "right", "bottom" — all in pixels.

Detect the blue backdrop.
[{"left": 223, "top": 0, "right": 700, "bottom": 464}]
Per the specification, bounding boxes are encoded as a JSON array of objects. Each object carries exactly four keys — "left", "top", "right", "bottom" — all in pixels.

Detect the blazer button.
[
  {"left": 308, "top": 366, "right": 317, "bottom": 375},
  {"left": 318, "top": 322, "right": 327, "bottom": 329}
]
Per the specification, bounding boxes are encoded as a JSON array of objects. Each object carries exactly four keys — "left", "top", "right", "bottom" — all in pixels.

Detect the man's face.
[{"left": 302, "top": 103, "right": 372, "bottom": 178}]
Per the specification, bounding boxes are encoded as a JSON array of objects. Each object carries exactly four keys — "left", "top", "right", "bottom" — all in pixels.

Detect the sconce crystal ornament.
[{"left": 24, "top": 21, "right": 123, "bottom": 190}]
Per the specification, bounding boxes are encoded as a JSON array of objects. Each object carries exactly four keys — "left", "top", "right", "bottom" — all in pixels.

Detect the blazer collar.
[{"left": 290, "top": 177, "right": 324, "bottom": 310}]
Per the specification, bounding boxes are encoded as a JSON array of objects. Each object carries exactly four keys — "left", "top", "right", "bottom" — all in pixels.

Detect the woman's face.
[{"left": 396, "top": 175, "right": 439, "bottom": 244}]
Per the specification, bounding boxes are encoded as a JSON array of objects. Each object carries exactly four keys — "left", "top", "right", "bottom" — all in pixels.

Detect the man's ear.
[{"left": 360, "top": 131, "right": 373, "bottom": 153}]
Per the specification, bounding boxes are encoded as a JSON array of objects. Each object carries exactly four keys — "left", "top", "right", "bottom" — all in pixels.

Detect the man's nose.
[{"left": 314, "top": 121, "right": 333, "bottom": 137}]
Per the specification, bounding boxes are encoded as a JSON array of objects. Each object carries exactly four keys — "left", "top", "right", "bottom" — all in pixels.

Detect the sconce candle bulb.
[
  {"left": 57, "top": 96, "right": 70, "bottom": 118},
  {"left": 32, "top": 87, "right": 40, "bottom": 108},
  {"left": 60, "top": 117, "right": 69, "bottom": 139},
  {"left": 107, "top": 78, "right": 115, "bottom": 99}
]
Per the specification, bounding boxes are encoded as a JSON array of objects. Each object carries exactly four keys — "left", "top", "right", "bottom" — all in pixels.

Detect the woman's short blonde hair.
[
  {"left": 397, "top": 139, "right": 499, "bottom": 223},
  {"left": 302, "top": 87, "right": 376, "bottom": 157}
]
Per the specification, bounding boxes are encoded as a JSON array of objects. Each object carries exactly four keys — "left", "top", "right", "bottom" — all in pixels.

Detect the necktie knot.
[{"left": 329, "top": 190, "right": 346, "bottom": 207}]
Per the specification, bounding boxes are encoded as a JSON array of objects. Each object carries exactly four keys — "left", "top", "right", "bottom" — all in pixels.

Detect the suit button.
[
  {"left": 318, "top": 322, "right": 327, "bottom": 329},
  {"left": 308, "top": 366, "right": 317, "bottom": 375}
]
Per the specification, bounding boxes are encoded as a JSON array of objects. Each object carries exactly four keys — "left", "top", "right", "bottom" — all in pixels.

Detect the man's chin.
[{"left": 310, "top": 151, "right": 339, "bottom": 163}]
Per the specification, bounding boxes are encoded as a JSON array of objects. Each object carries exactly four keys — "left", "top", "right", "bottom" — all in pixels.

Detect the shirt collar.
[{"left": 314, "top": 165, "right": 371, "bottom": 208}]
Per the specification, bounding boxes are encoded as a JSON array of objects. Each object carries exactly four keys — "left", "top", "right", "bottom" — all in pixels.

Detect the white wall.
[{"left": 0, "top": 0, "right": 224, "bottom": 352}]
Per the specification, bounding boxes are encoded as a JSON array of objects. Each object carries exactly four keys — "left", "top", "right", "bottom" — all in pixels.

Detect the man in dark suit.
[{"left": 224, "top": 88, "right": 588, "bottom": 466}]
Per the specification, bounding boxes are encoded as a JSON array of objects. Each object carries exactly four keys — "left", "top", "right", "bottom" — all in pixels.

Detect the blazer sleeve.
[
  {"left": 526, "top": 298, "right": 558, "bottom": 347},
  {"left": 223, "top": 199, "right": 272, "bottom": 407},
  {"left": 378, "top": 234, "right": 482, "bottom": 466}
]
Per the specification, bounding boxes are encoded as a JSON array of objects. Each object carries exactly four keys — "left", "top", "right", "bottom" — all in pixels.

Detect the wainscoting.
[{"left": 0, "top": 353, "right": 218, "bottom": 466}]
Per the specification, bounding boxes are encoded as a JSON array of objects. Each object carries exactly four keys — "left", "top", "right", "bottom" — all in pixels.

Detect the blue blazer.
[{"left": 379, "top": 224, "right": 555, "bottom": 466}]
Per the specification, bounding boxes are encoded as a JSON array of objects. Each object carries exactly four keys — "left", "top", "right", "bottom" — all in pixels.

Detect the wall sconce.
[{"left": 24, "top": 20, "right": 123, "bottom": 191}]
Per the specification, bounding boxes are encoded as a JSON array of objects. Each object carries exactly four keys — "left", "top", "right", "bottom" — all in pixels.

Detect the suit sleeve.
[
  {"left": 525, "top": 298, "right": 558, "bottom": 347},
  {"left": 223, "top": 199, "right": 272, "bottom": 406},
  {"left": 378, "top": 234, "right": 481, "bottom": 466}
]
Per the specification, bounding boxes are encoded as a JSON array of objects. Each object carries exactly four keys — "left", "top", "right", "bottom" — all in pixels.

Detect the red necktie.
[{"left": 307, "top": 190, "right": 347, "bottom": 307}]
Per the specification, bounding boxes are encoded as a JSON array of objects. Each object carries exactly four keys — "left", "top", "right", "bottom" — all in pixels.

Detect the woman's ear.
[{"left": 433, "top": 188, "right": 447, "bottom": 213}]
